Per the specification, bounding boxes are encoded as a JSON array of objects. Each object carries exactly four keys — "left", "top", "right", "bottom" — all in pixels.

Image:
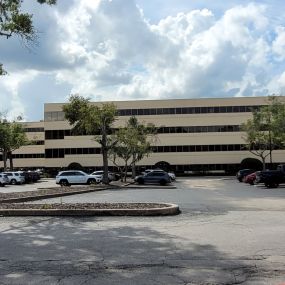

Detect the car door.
[
  {"left": 66, "top": 172, "right": 77, "bottom": 184},
  {"left": 4, "top": 172, "right": 12, "bottom": 183},
  {"left": 75, "top": 171, "right": 86, "bottom": 184},
  {"left": 145, "top": 172, "right": 158, "bottom": 183}
]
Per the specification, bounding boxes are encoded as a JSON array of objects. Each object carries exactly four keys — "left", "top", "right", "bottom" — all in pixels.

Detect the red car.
[{"left": 244, "top": 172, "right": 256, "bottom": 185}]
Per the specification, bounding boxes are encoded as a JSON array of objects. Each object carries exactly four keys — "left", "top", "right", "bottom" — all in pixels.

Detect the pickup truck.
[{"left": 255, "top": 164, "right": 285, "bottom": 188}]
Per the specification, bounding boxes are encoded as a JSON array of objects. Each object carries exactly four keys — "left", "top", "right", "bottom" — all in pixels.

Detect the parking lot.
[
  {"left": 0, "top": 177, "right": 285, "bottom": 284},
  {"left": 0, "top": 178, "right": 58, "bottom": 193}
]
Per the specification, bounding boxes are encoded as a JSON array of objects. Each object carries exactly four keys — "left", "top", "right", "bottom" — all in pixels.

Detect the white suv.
[
  {"left": 90, "top": 171, "right": 116, "bottom": 182},
  {"left": 3, "top": 172, "right": 25, "bottom": 185},
  {"left": 56, "top": 170, "right": 101, "bottom": 186},
  {"left": 0, "top": 173, "right": 9, "bottom": 187}
]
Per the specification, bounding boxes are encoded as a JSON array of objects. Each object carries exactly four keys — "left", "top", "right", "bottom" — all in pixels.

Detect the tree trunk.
[
  {"left": 131, "top": 161, "right": 136, "bottom": 179},
  {"left": 102, "top": 148, "right": 109, "bottom": 184},
  {"left": 269, "top": 129, "right": 273, "bottom": 166},
  {"left": 2, "top": 150, "right": 7, "bottom": 171},
  {"left": 119, "top": 167, "right": 124, "bottom": 182},
  {"left": 124, "top": 162, "right": 128, "bottom": 182},
  {"left": 8, "top": 151, "right": 13, "bottom": 171},
  {"left": 101, "top": 131, "right": 109, "bottom": 184},
  {"left": 261, "top": 156, "right": 266, "bottom": 171}
]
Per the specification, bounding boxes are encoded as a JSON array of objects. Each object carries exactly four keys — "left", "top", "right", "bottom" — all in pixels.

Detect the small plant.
[{"left": 41, "top": 204, "right": 52, "bottom": 209}]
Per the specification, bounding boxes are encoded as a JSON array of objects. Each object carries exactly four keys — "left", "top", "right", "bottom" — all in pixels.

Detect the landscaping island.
[{"left": 0, "top": 186, "right": 180, "bottom": 216}]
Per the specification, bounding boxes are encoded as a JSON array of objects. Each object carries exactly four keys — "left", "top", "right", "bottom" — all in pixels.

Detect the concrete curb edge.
[
  {"left": 0, "top": 187, "right": 108, "bottom": 203},
  {"left": 0, "top": 203, "right": 180, "bottom": 216}
]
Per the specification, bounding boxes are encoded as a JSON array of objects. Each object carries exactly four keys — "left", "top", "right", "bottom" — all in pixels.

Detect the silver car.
[
  {"left": 3, "top": 171, "right": 25, "bottom": 185},
  {"left": 90, "top": 171, "right": 118, "bottom": 182},
  {"left": 0, "top": 173, "right": 9, "bottom": 187}
]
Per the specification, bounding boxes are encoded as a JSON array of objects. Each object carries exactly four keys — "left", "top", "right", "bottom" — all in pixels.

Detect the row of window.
[
  {"left": 45, "top": 129, "right": 89, "bottom": 140},
  {"left": 158, "top": 125, "right": 240, "bottom": 133},
  {"left": 45, "top": 148, "right": 101, "bottom": 158},
  {"left": 31, "top": 140, "right": 45, "bottom": 145},
  {"left": 45, "top": 144, "right": 251, "bottom": 158},
  {"left": 117, "top": 105, "right": 261, "bottom": 116},
  {"left": 45, "top": 125, "right": 241, "bottom": 140},
  {"left": 24, "top": 127, "right": 44, "bottom": 132},
  {"left": 44, "top": 105, "right": 263, "bottom": 121},
  {"left": 0, "top": 153, "right": 45, "bottom": 161}
]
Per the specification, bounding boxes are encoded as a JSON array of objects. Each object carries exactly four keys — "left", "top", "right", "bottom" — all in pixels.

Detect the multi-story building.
[{"left": 1, "top": 96, "right": 285, "bottom": 174}]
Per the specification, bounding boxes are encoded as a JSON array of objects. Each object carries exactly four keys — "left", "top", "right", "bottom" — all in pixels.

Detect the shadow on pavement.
[{"left": 0, "top": 216, "right": 255, "bottom": 284}]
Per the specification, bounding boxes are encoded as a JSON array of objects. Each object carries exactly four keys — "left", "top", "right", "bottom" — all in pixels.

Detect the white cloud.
[
  {"left": 272, "top": 26, "right": 285, "bottom": 61},
  {"left": 118, "top": 3, "right": 273, "bottom": 99},
  {"left": 0, "top": 71, "right": 39, "bottom": 119},
  {"left": 1, "top": 0, "right": 285, "bottom": 120}
]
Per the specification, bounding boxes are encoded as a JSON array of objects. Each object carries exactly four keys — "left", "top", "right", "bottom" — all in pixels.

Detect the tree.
[
  {"left": 269, "top": 96, "right": 285, "bottom": 147},
  {"left": 0, "top": 119, "right": 10, "bottom": 171},
  {"left": 7, "top": 122, "right": 28, "bottom": 170},
  {"left": 242, "top": 96, "right": 285, "bottom": 170},
  {"left": 0, "top": 0, "right": 56, "bottom": 75},
  {"left": 0, "top": 117, "right": 28, "bottom": 171},
  {"left": 63, "top": 95, "right": 117, "bottom": 184},
  {"left": 109, "top": 116, "right": 157, "bottom": 182}
]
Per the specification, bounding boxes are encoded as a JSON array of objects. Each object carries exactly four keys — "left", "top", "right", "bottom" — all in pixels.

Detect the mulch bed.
[
  {"left": 0, "top": 186, "right": 106, "bottom": 201},
  {"left": 0, "top": 188, "right": 180, "bottom": 215},
  {"left": 0, "top": 203, "right": 168, "bottom": 210}
]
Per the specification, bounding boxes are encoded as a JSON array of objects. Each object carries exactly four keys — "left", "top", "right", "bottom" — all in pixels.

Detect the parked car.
[
  {"left": 56, "top": 170, "right": 101, "bottom": 186},
  {"left": 17, "top": 171, "right": 40, "bottom": 183},
  {"left": 244, "top": 172, "right": 256, "bottom": 185},
  {"left": 143, "top": 169, "right": 176, "bottom": 181},
  {"left": 255, "top": 164, "right": 285, "bottom": 188},
  {"left": 3, "top": 171, "right": 25, "bottom": 185},
  {"left": 236, "top": 169, "right": 255, "bottom": 182},
  {"left": 90, "top": 171, "right": 120, "bottom": 182},
  {"left": 135, "top": 170, "right": 171, "bottom": 185},
  {"left": 0, "top": 173, "right": 9, "bottom": 187}
]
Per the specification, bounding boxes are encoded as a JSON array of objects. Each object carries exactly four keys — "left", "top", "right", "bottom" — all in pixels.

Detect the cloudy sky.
[{"left": 1, "top": 0, "right": 285, "bottom": 121}]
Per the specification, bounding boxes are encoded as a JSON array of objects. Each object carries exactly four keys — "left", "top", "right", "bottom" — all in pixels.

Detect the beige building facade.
[{"left": 1, "top": 96, "right": 285, "bottom": 173}]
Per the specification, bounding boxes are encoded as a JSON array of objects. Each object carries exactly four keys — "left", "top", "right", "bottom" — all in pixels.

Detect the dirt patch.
[
  {"left": 0, "top": 203, "right": 168, "bottom": 210},
  {"left": 0, "top": 186, "right": 109, "bottom": 202}
]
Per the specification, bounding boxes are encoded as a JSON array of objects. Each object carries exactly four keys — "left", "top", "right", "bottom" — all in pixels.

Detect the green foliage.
[
  {"left": 63, "top": 95, "right": 117, "bottom": 184},
  {"left": 268, "top": 96, "right": 285, "bottom": 146},
  {"left": 109, "top": 116, "right": 157, "bottom": 181},
  {"left": 41, "top": 203, "right": 52, "bottom": 209},
  {"left": 0, "top": 115, "right": 28, "bottom": 170},
  {"left": 0, "top": 0, "right": 56, "bottom": 75},
  {"left": 242, "top": 95, "right": 285, "bottom": 169},
  {"left": 63, "top": 95, "right": 117, "bottom": 141}
]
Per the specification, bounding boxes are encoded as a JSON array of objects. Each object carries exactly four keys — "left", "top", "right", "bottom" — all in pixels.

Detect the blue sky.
[{"left": 1, "top": 0, "right": 285, "bottom": 121}]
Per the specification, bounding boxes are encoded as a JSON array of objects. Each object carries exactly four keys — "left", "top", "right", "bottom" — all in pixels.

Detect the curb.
[
  {"left": 123, "top": 185, "right": 177, "bottom": 189},
  {"left": 0, "top": 187, "right": 109, "bottom": 203},
  {"left": 0, "top": 203, "right": 180, "bottom": 216}
]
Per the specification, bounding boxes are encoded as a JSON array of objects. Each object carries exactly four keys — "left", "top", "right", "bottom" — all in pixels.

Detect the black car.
[
  {"left": 134, "top": 171, "right": 171, "bottom": 186},
  {"left": 236, "top": 169, "right": 255, "bottom": 182}
]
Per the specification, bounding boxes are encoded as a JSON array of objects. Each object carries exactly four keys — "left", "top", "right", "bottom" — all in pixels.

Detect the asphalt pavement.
[{"left": 0, "top": 177, "right": 285, "bottom": 284}]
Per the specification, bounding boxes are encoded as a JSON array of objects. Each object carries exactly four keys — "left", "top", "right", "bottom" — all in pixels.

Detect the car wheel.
[
  {"left": 265, "top": 183, "right": 278, "bottom": 188},
  {"left": 137, "top": 177, "right": 144, "bottom": 185},
  {"left": 87, "top": 178, "right": 96, "bottom": 185},
  {"left": 160, "top": 179, "right": 167, "bottom": 186},
  {"left": 238, "top": 178, "right": 243, "bottom": 182},
  {"left": 60, "top": 180, "right": 70, "bottom": 187},
  {"left": 10, "top": 179, "right": 17, "bottom": 185},
  {"left": 0, "top": 183, "right": 4, "bottom": 187}
]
